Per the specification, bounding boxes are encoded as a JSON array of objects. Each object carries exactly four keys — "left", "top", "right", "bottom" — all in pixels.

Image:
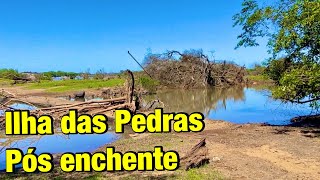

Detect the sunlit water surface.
[
  {"left": 144, "top": 87, "right": 313, "bottom": 125},
  {"left": 0, "top": 102, "right": 118, "bottom": 170}
]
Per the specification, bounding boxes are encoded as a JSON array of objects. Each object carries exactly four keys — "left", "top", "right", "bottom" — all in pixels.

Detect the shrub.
[{"left": 0, "top": 69, "right": 21, "bottom": 79}]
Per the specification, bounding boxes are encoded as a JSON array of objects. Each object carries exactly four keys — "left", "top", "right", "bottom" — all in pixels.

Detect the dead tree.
[{"left": 145, "top": 50, "right": 245, "bottom": 88}]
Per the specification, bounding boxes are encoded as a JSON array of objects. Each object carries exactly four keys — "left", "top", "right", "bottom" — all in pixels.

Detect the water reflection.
[
  {"left": 0, "top": 101, "right": 118, "bottom": 171},
  {"left": 144, "top": 87, "right": 312, "bottom": 125},
  {"left": 0, "top": 131, "right": 119, "bottom": 170},
  {"left": 144, "top": 86, "right": 245, "bottom": 116}
]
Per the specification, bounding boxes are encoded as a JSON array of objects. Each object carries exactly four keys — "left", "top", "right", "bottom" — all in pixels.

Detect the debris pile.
[
  {"left": 145, "top": 50, "right": 246, "bottom": 88},
  {"left": 0, "top": 70, "right": 139, "bottom": 129}
]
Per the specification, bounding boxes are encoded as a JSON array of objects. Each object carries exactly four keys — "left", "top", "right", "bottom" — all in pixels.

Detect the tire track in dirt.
[{"left": 245, "top": 144, "right": 320, "bottom": 179}]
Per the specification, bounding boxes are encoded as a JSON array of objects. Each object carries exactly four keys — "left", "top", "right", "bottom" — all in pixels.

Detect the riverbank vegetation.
[
  {"left": 0, "top": 68, "right": 161, "bottom": 93},
  {"left": 24, "top": 73, "right": 158, "bottom": 93},
  {"left": 0, "top": 69, "right": 21, "bottom": 80},
  {"left": 42, "top": 71, "right": 79, "bottom": 79},
  {"left": 245, "top": 64, "right": 273, "bottom": 85},
  {"left": 234, "top": 0, "right": 320, "bottom": 110},
  {"left": 0, "top": 69, "right": 80, "bottom": 81},
  {"left": 0, "top": 78, "right": 13, "bottom": 86}
]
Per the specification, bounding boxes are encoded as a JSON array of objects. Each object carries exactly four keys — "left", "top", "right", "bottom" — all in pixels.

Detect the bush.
[
  {"left": 0, "top": 69, "right": 21, "bottom": 79},
  {"left": 34, "top": 74, "right": 52, "bottom": 81},
  {"left": 247, "top": 64, "right": 266, "bottom": 76},
  {"left": 94, "top": 69, "right": 105, "bottom": 80},
  {"left": 265, "top": 58, "right": 291, "bottom": 84},
  {"left": 138, "top": 76, "right": 159, "bottom": 91}
]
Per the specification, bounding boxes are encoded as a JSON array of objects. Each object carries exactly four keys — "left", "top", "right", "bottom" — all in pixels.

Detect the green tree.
[
  {"left": 264, "top": 58, "right": 291, "bottom": 83},
  {"left": 233, "top": 0, "right": 320, "bottom": 108},
  {"left": 42, "top": 71, "right": 79, "bottom": 79}
]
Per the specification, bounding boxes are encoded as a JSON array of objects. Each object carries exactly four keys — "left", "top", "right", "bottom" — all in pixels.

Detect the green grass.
[
  {"left": 69, "top": 167, "right": 224, "bottom": 180},
  {"left": 246, "top": 75, "right": 272, "bottom": 82},
  {"left": 0, "top": 78, "right": 13, "bottom": 86},
  {"left": 26, "top": 78, "right": 125, "bottom": 92},
  {"left": 173, "top": 168, "right": 224, "bottom": 180},
  {"left": 115, "top": 167, "right": 224, "bottom": 180},
  {"left": 138, "top": 75, "right": 160, "bottom": 91}
]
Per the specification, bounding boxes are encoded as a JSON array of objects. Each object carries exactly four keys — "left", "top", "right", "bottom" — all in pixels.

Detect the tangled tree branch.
[{"left": 144, "top": 50, "right": 246, "bottom": 88}]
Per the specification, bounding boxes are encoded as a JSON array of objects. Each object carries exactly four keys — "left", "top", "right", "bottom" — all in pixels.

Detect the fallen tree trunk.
[{"left": 180, "top": 138, "right": 210, "bottom": 170}]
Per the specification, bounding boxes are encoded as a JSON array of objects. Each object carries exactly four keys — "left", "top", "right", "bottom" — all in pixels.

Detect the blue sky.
[{"left": 0, "top": 0, "right": 269, "bottom": 73}]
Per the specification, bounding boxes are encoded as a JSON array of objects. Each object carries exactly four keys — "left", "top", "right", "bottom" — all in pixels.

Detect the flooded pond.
[
  {"left": 0, "top": 103, "right": 37, "bottom": 116},
  {"left": 144, "top": 86, "right": 313, "bottom": 125},
  {"left": 0, "top": 103, "right": 119, "bottom": 171},
  {"left": 0, "top": 131, "right": 119, "bottom": 170}
]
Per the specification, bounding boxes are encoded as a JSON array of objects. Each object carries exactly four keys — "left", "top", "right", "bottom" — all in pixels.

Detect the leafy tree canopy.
[
  {"left": 234, "top": 0, "right": 320, "bottom": 108},
  {"left": 43, "top": 71, "right": 79, "bottom": 79}
]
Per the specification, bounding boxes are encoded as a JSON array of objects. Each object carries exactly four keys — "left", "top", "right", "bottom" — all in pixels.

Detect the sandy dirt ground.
[
  {"left": 1, "top": 86, "right": 101, "bottom": 107},
  {"left": 199, "top": 120, "right": 320, "bottom": 179},
  {"left": 101, "top": 120, "right": 320, "bottom": 180}
]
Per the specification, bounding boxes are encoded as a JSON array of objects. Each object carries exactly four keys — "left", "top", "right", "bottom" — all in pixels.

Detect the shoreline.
[
  {"left": 0, "top": 119, "right": 320, "bottom": 179},
  {"left": 95, "top": 119, "right": 320, "bottom": 179},
  {"left": 1, "top": 86, "right": 320, "bottom": 179}
]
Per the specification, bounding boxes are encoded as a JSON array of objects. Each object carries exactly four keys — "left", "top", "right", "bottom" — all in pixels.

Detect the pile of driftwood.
[
  {"left": 0, "top": 70, "right": 138, "bottom": 129},
  {"left": 144, "top": 50, "right": 246, "bottom": 88}
]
